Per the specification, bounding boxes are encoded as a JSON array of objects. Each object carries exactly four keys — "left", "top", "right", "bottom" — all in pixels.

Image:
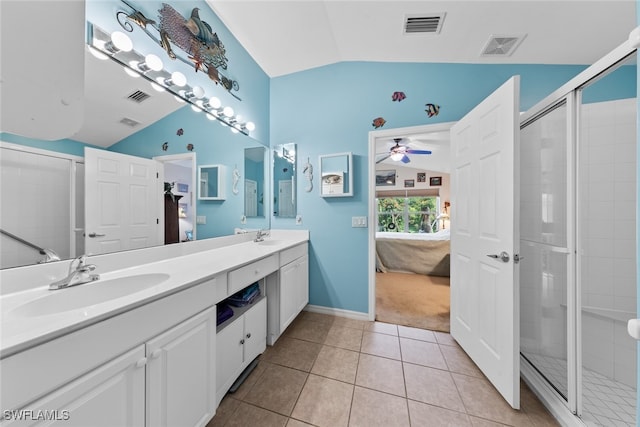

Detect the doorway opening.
[
  {"left": 368, "top": 122, "right": 455, "bottom": 331},
  {"left": 154, "top": 153, "right": 197, "bottom": 243}
]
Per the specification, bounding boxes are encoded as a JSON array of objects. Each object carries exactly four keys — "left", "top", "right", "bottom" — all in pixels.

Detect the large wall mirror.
[
  {"left": 273, "top": 143, "right": 296, "bottom": 218},
  {"left": 244, "top": 147, "right": 266, "bottom": 218},
  {"left": 0, "top": 4, "right": 270, "bottom": 270}
]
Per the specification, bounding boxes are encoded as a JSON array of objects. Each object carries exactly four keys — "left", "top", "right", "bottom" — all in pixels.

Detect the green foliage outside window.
[{"left": 377, "top": 197, "right": 438, "bottom": 232}]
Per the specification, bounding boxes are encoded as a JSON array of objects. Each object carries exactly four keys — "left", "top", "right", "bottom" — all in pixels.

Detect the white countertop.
[{"left": 0, "top": 231, "right": 308, "bottom": 358}]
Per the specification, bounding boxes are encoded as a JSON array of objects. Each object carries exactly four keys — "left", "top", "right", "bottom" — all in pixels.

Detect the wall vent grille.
[
  {"left": 127, "top": 90, "right": 150, "bottom": 103},
  {"left": 404, "top": 14, "right": 445, "bottom": 34}
]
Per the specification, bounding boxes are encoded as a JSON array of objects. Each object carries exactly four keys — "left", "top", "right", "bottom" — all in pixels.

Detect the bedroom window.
[{"left": 376, "top": 196, "right": 438, "bottom": 233}]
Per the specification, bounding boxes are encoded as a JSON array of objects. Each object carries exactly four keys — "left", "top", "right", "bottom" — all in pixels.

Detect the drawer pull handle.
[
  {"left": 246, "top": 333, "right": 251, "bottom": 339},
  {"left": 135, "top": 357, "right": 147, "bottom": 369},
  {"left": 150, "top": 349, "right": 162, "bottom": 359}
]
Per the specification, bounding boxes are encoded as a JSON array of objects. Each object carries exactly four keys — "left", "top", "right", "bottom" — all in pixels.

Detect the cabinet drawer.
[
  {"left": 228, "top": 254, "right": 278, "bottom": 295},
  {"left": 280, "top": 243, "right": 308, "bottom": 266}
]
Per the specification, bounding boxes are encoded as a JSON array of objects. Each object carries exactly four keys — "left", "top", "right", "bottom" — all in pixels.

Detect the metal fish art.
[
  {"left": 372, "top": 117, "right": 386, "bottom": 129},
  {"left": 392, "top": 91, "right": 406, "bottom": 102},
  {"left": 177, "top": 128, "right": 184, "bottom": 136},
  {"left": 425, "top": 104, "right": 440, "bottom": 117}
]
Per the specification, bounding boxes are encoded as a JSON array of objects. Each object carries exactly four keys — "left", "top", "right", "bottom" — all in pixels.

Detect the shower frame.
[{"left": 519, "top": 30, "right": 638, "bottom": 425}]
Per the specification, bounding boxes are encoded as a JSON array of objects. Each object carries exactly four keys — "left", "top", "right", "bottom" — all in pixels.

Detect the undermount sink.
[
  {"left": 11, "top": 273, "right": 170, "bottom": 317},
  {"left": 257, "top": 240, "right": 281, "bottom": 246}
]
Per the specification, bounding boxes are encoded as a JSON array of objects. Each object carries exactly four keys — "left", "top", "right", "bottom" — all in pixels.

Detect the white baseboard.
[{"left": 304, "top": 304, "right": 369, "bottom": 321}]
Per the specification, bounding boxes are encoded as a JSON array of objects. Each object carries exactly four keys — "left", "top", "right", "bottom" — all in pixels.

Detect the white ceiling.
[
  {"left": 70, "top": 0, "right": 637, "bottom": 156},
  {"left": 208, "top": 0, "right": 637, "bottom": 77}
]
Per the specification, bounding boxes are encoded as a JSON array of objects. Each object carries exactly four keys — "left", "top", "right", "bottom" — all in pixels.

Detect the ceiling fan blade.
[
  {"left": 401, "top": 154, "right": 410, "bottom": 163},
  {"left": 376, "top": 154, "right": 391, "bottom": 164},
  {"left": 406, "top": 149, "right": 432, "bottom": 155}
]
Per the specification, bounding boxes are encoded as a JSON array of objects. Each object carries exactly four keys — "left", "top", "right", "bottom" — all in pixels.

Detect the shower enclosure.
[{"left": 519, "top": 44, "right": 637, "bottom": 426}]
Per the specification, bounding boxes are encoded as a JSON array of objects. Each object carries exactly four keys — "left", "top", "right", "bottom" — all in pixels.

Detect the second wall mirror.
[{"left": 319, "top": 152, "right": 353, "bottom": 197}]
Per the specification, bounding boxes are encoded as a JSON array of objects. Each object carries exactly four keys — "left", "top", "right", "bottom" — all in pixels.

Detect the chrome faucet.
[
  {"left": 254, "top": 229, "right": 270, "bottom": 242},
  {"left": 49, "top": 255, "right": 100, "bottom": 290}
]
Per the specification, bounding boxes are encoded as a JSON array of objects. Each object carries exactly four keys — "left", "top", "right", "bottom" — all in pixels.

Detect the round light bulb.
[
  {"left": 111, "top": 31, "right": 133, "bottom": 52},
  {"left": 150, "top": 82, "right": 165, "bottom": 92},
  {"left": 144, "top": 54, "right": 163, "bottom": 71},
  {"left": 192, "top": 86, "right": 205, "bottom": 99},
  {"left": 209, "top": 97, "right": 221, "bottom": 109},
  {"left": 207, "top": 113, "right": 216, "bottom": 121},
  {"left": 170, "top": 71, "right": 187, "bottom": 87},
  {"left": 174, "top": 95, "right": 185, "bottom": 103},
  {"left": 88, "top": 46, "right": 108, "bottom": 60},
  {"left": 223, "top": 106, "right": 234, "bottom": 117},
  {"left": 191, "top": 105, "right": 201, "bottom": 112},
  {"left": 230, "top": 127, "right": 239, "bottom": 134},
  {"left": 123, "top": 66, "right": 140, "bottom": 78},
  {"left": 245, "top": 121, "right": 256, "bottom": 131}
]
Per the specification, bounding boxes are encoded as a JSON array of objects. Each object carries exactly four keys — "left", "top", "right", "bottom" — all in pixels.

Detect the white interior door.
[
  {"left": 450, "top": 76, "right": 521, "bottom": 408},
  {"left": 245, "top": 179, "right": 258, "bottom": 217},
  {"left": 278, "top": 180, "right": 293, "bottom": 217},
  {"left": 85, "top": 147, "right": 162, "bottom": 255}
]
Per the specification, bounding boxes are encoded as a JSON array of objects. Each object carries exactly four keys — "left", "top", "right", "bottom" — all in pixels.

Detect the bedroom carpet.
[{"left": 375, "top": 272, "right": 450, "bottom": 333}]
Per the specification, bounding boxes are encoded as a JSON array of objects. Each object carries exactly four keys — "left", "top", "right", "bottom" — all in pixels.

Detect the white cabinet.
[
  {"left": 280, "top": 254, "right": 309, "bottom": 332},
  {"left": 4, "top": 308, "right": 216, "bottom": 427},
  {"left": 216, "top": 296, "right": 267, "bottom": 405},
  {"left": 3, "top": 346, "right": 146, "bottom": 426},
  {"left": 146, "top": 308, "right": 216, "bottom": 427},
  {"left": 198, "top": 164, "right": 226, "bottom": 200},
  {"left": 267, "top": 243, "right": 309, "bottom": 345}
]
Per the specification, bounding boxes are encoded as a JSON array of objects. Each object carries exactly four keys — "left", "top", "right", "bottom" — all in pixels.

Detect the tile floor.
[
  {"left": 208, "top": 311, "right": 560, "bottom": 427},
  {"left": 523, "top": 352, "right": 637, "bottom": 427}
]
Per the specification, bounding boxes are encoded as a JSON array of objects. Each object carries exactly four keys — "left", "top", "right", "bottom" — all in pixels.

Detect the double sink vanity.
[{"left": 0, "top": 230, "right": 309, "bottom": 426}]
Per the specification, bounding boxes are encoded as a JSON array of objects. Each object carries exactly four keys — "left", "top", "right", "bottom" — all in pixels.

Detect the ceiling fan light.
[{"left": 390, "top": 152, "right": 403, "bottom": 161}]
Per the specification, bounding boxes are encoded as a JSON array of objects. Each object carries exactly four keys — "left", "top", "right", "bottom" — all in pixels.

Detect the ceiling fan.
[{"left": 376, "top": 138, "right": 432, "bottom": 164}]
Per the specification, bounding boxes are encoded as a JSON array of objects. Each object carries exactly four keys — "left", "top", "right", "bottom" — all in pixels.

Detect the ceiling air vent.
[
  {"left": 404, "top": 14, "right": 445, "bottom": 34},
  {"left": 119, "top": 117, "right": 140, "bottom": 127},
  {"left": 126, "top": 90, "right": 151, "bottom": 103},
  {"left": 481, "top": 34, "right": 526, "bottom": 57}
]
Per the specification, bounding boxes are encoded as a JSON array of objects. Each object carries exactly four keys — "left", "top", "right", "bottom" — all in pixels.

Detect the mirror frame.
[
  {"left": 319, "top": 152, "right": 353, "bottom": 197},
  {"left": 198, "top": 164, "right": 226, "bottom": 201}
]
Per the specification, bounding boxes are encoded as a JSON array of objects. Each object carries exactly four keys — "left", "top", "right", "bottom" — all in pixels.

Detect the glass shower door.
[
  {"left": 577, "top": 52, "right": 637, "bottom": 426},
  {"left": 520, "top": 101, "right": 571, "bottom": 401}
]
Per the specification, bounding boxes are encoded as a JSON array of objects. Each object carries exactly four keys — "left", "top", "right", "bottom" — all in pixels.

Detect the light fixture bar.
[{"left": 86, "top": 22, "right": 255, "bottom": 136}]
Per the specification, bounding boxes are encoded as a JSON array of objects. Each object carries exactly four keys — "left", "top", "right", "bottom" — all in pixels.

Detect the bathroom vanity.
[{"left": 0, "top": 230, "right": 309, "bottom": 426}]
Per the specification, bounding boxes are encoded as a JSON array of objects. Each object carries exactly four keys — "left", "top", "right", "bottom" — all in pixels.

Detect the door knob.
[
  {"left": 486, "top": 251, "right": 510, "bottom": 263},
  {"left": 88, "top": 232, "right": 106, "bottom": 238}
]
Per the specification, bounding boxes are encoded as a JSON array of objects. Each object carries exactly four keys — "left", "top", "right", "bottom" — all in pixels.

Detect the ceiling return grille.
[
  {"left": 127, "top": 90, "right": 151, "bottom": 103},
  {"left": 481, "top": 35, "right": 526, "bottom": 56},
  {"left": 404, "top": 14, "right": 445, "bottom": 34}
]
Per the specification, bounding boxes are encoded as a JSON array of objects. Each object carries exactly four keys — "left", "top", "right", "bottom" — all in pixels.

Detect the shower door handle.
[{"left": 486, "top": 251, "right": 510, "bottom": 263}]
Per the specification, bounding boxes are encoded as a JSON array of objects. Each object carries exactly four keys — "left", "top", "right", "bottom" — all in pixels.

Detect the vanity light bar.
[{"left": 87, "top": 23, "right": 256, "bottom": 136}]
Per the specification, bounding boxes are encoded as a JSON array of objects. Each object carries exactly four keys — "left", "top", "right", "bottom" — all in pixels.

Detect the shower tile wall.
[
  {"left": 0, "top": 148, "right": 72, "bottom": 269},
  {"left": 580, "top": 98, "right": 637, "bottom": 389}
]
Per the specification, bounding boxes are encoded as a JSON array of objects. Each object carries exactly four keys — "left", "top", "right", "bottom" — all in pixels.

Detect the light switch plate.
[
  {"left": 196, "top": 215, "right": 207, "bottom": 225},
  {"left": 351, "top": 216, "right": 367, "bottom": 228}
]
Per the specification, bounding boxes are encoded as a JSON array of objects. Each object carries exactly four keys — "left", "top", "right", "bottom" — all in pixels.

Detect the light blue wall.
[{"left": 270, "top": 61, "right": 591, "bottom": 313}]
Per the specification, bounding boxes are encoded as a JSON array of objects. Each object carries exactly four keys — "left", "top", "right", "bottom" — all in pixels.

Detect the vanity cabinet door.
[
  {"left": 146, "top": 308, "right": 216, "bottom": 427},
  {"left": 216, "top": 297, "right": 267, "bottom": 404},
  {"left": 243, "top": 297, "right": 267, "bottom": 364},
  {"left": 4, "top": 346, "right": 145, "bottom": 426},
  {"left": 279, "top": 254, "right": 309, "bottom": 332}
]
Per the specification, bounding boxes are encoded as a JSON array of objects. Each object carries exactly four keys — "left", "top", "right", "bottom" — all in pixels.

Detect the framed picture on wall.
[
  {"left": 404, "top": 179, "right": 415, "bottom": 188},
  {"left": 417, "top": 172, "right": 426, "bottom": 182},
  {"left": 430, "top": 176, "right": 442, "bottom": 186},
  {"left": 376, "top": 170, "right": 396, "bottom": 186}
]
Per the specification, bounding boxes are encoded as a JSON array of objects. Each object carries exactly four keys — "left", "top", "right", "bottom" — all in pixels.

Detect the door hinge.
[
  {"left": 157, "top": 218, "right": 159, "bottom": 224},
  {"left": 156, "top": 172, "right": 159, "bottom": 179}
]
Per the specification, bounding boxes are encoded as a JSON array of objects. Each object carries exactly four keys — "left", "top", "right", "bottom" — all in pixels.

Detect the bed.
[{"left": 375, "top": 230, "right": 450, "bottom": 277}]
